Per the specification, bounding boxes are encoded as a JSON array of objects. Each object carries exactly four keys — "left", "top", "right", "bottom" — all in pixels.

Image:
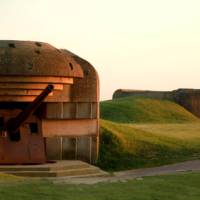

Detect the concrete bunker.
[{"left": 0, "top": 40, "right": 99, "bottom": 164}]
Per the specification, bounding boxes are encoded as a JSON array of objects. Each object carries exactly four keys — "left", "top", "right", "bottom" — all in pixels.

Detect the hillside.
[
  {"left": 98, "top": 97, "right": 200, "bottom": 171},
  {"left": 98, "top": 120, "right": 200, "bottom": 170},
  {"left": 100, "top": 96, "right": 199, "bottom": 123}
]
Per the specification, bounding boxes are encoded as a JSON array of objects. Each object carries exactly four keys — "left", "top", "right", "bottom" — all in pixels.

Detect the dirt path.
[{"left": 53, "top": 160, "right": 200, "bottom": 184}]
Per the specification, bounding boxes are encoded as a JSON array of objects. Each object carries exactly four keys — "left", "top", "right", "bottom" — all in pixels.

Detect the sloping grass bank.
[
  {"left": 100, "top": 96, "right": 199, "bottom": 123},
  {"left": 98, "top": 120, "right": 200, "bottom": 171},
  {"left": 98, "top": 97, "right": 200, "bottom": 171}
]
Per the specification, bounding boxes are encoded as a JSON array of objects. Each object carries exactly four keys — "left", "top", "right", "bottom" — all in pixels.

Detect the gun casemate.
[{"left": 0, "top": 40, "right": 99, "bottom": 164}]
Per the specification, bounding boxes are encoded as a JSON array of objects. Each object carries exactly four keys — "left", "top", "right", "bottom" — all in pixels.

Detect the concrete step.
[
  {"left": 3, "top": 167, "right": 102, "bottom": 178},
  {"left": 0, "top": 161, "right": 90, "bottom": 172},
  {"left": 54, "top": 170, "right": 109, "bottom": 179},
  {"left": 0, "top": 161, "right": 107, "bottom": 178}
]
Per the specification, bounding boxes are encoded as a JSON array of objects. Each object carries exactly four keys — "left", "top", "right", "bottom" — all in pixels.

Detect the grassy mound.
[
  {"left": 98, "top": 97, "right": 200, "bottom": 171},
  {"left": 98, "top": 120, "right": 200, "bottom": 171},
  {"left": 100, "top": 97, "right": 199, "bottom": 123}
]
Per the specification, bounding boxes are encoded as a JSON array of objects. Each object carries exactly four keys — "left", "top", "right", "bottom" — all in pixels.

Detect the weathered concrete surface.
[
  {"left": 113, "top": 89, "right": 173, "bottom": 100},
  {"left": 43, "top": 50, "right": 99, "bottom": 163},
  {"left": 113, "top": 89, "right": 200, "bottom": 118},
  {"left": 0, "top": 40, "right": 83, "bottom": 77},
  {"left": 173, "top": 89, "right": 200, "bottom": 118},
  {"left": 0, "top": 40, "right": 99, "bottom": 164},
  {"left": 0, "top": 160, "right": 108, "bottom": 178}
]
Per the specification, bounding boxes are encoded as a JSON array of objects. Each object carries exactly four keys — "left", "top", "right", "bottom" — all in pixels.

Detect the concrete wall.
[
  {"left": 44, "top": 51, "right": 99, "bottom": 164},
  {"left": 45, "top": 136, "right": 97, "bottom": 163},
  {"left": 173, "top": 89, "right": 200, "bottom": 118},
  {"left": 113, "top": 89, "right": 173, "bottom": 100},
  {"left": 113, "top": 89, "right": 200, "bottom": 118}
]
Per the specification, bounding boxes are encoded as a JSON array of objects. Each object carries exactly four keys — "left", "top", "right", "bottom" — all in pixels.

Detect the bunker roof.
[{"left": 0, "top": 40, "right": 83, "bottom": 78}]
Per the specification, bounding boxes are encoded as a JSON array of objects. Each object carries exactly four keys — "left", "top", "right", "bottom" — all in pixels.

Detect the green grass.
[
  {"left": 100, "top": 96, "right": 199, "bottom": 123},
  {"left": 98, "top": 96, "right": 200, "bottom": 170},
  {"left": 0, "top": 172, "right": 200, "bottom": 200},
  {"left": 98, "top": 120, "right": 200, "bottom": 170},
  {"left": 0, "top": 173, "right": 25, "bottom": 182}
]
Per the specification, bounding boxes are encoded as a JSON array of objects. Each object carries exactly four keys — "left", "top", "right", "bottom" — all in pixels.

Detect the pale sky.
[{"left": 0, "top": 0, "right": 200, "bottom": 100}]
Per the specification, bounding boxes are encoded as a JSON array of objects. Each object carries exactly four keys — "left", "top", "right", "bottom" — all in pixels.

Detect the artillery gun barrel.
[{"left": 6, "top": 84, "right": 54, "bottom": 139}]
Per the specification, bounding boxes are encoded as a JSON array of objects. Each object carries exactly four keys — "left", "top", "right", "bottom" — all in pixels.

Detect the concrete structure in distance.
[{"left": 113, "top": 89, "right": 200, "bottom": 118}]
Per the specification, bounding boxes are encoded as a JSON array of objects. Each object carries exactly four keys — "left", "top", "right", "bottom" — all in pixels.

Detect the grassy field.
[
  {"left": 99, "top": 97, "right": 200, "bottom": 170},
  {"left": 0, "top": 172, "right": 200, "bottom": 200},
  {"left": 0, "top": 173, "right": 25, "bottom": 182}
]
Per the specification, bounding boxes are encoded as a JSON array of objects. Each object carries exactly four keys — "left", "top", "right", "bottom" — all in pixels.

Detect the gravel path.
[{"left": 53, "top": 160, "right": 200, "bottom": 184}]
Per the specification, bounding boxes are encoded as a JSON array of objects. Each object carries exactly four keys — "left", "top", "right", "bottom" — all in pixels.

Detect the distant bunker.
[
  {"left": 0, "top": 40, "right": 99, "bottom": 164},
  {"left": 113, "top": 89, "right": 200, "bottom": 118}
]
